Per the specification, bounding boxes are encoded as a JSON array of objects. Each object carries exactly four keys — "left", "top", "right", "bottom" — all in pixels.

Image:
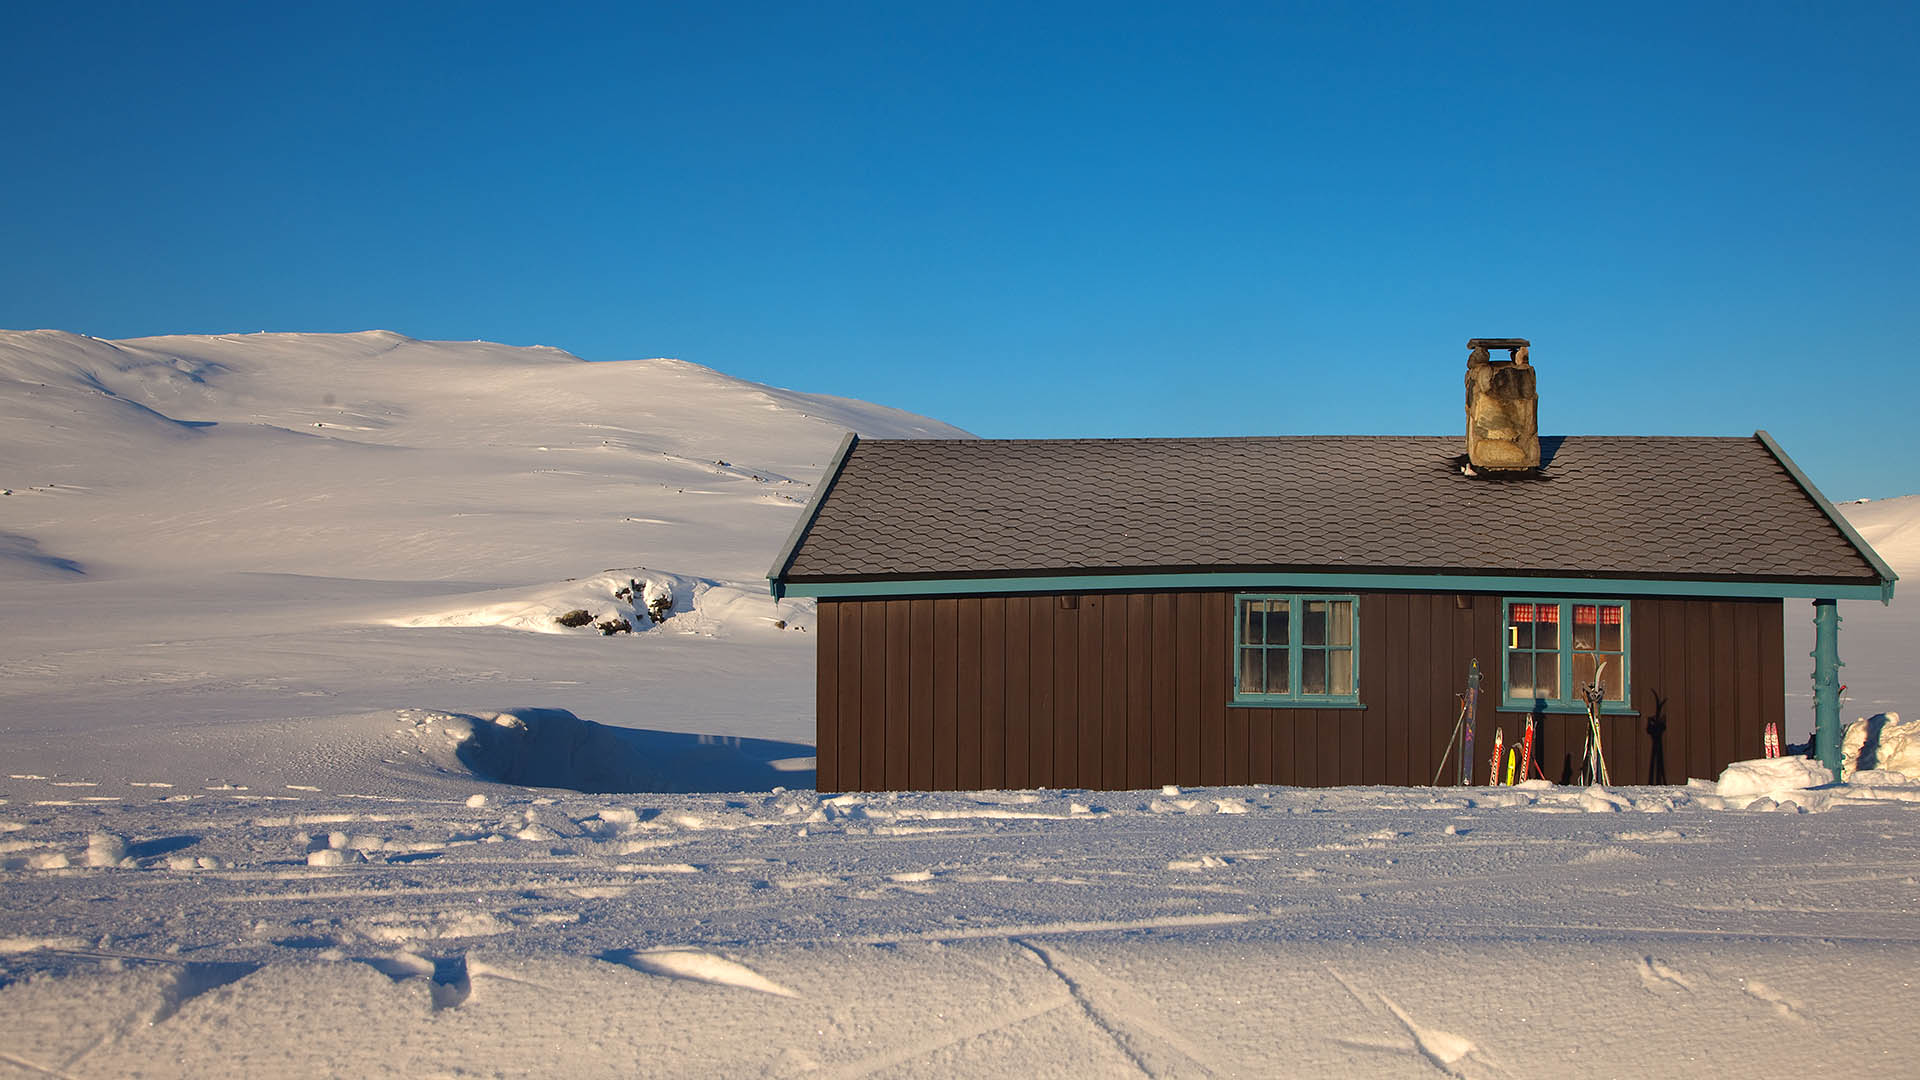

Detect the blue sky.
[{"left": 4, "top": 2, "right": 1916, "bottom": 497}]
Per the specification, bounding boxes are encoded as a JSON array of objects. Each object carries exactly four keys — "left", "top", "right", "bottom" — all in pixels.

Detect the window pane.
[
  {"left": 1601, "top": 657, "right": 1624, "bottom": 702},
  {"left": 1509, "top": 611, "right": 1532, "bottom": 650},
  {"left": 1304, "top": 601, "right": 1327, "bottom": 646},
  {"left": 1599, "top": 606, "right": 1623, "bottom": 652},
  {"left": 1329, "top": 649, "right": 1353, "bottom": 695},
  {"left": 1573, "top": 604, "right": 1597, "bottom": 650},
  {"left": 1534, "top": 606, "right": 1560, "bottom": 650},
  {"left": 1509, "top": 653, "right": 1533, "bottom": 698},
  {"left": 1268, "top": 600, "right": 1290, "bottom": 645},
  {"left": 1329, "top": 601, "right": 1353, "bottom": 646},
  {"left": 1535, "top": 651, "right": 1560, "bottom": 699},
  {"left": 1269, "top": 647, "right": 1288, "bottom": 694},
  {"left": 1242, "top": 601, "right": 1263, "bottom": 646},
  {"left": 1240, "top": 647, "right": 1264, "bottom": 693},
  {"left": 1302, "top": 649, "right": 1326, "bottom": 694},
  {"left": 1573, "top": 651, "right": 1596, "bottom": 695}
]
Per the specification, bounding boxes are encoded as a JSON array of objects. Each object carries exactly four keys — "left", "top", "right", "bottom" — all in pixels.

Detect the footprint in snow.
[
  {"left": 360, "top": 951, "right": 472, "bottom": 1010},
  {"left": 1378, "top": 993, "right": 1480, "bottom": 1076},
  {"left": 1744, "top": 979, "right": 1806, "bottom": 1021},
  {"left": 1637, "top": 956, "right": 1694, "bottom": 992}
]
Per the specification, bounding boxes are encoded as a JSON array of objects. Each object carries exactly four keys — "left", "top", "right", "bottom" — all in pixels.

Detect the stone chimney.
[{"left": 1464, "top": 338, "right": 1539, "bottom": 472}]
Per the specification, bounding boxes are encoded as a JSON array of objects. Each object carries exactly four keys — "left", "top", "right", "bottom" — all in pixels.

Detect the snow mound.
[
  {"left": 1840, "top": 712, "right": 1920, "bottom": 781},
  {"left": 385, "top": 568, "right": 809, "bottom": 638},
  {"left": 1715, "top": 757, "right": 1834, "bottom": 799}
]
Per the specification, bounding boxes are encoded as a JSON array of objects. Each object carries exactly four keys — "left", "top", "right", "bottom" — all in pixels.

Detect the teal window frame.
[
  {"left": 1499, "top": 598, "right": 1635, "bottom": 714},
  {"left": 1231, "top": 593, "right": 1363, "bottom": 708}
]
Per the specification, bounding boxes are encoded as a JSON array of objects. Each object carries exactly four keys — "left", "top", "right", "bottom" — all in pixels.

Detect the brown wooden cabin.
[{"left": 769, "top": 431, "right": 1894, "bottom": 792}]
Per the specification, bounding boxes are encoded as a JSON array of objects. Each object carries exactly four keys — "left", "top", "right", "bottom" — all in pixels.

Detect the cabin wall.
[{"left": 814, "top": 591, "right": 1785, "bottom": 792}]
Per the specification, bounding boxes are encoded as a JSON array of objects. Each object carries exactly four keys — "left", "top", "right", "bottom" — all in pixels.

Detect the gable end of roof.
[
  {"left": 1754, "top": 429, "right": 1899, "bottom": 601},
  {"left": 767, "top": 431, "right": 858, "bottom": 597}
]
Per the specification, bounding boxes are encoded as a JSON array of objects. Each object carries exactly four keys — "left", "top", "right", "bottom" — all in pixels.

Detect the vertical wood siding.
[{"left": 816, "top": 591, "right": 1786, "bottom": 792}]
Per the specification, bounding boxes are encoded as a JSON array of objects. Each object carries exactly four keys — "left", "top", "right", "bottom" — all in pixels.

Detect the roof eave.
[{"left": 778, "top": 568, "right": 1890, "bottom": 602}]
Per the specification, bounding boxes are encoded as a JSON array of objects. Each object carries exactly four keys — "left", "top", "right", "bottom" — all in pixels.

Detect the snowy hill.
[
  {"left": 0, "top": 330, "right": 966, "bottom": 794},
  {"left": 0, "top": 329, "right": 960, "bottom": 583},
  {"left": 1841, "top": 494, "right": 1920, "bottom": 576}
]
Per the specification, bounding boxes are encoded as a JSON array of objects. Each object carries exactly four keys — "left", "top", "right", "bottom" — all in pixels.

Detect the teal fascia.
[{"left": 773, "top": 570, "right": 1889, "bottom": 602}]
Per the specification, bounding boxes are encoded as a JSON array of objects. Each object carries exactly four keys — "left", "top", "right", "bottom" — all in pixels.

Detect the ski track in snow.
[{"left": 1, "top": 783, "right": 1918, "bottom": 1075}]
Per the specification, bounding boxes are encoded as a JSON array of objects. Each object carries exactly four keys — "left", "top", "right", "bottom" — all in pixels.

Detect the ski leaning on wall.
[
  {"left": 1432, "top": 659, "right": 1483, "bottom": 787},
  {"left": 1580, "top": 662, "right": 1611, "bottom": 786},
  {"left": 1461, "top": 661, "right": 1480, "bottom": 787}
]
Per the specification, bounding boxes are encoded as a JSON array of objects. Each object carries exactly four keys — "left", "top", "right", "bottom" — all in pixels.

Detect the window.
[
  {"left": 1233, "top": 594, "right": 1360, "bottom": 706},
  {"left": 1503, "top": 599, "right": 1629, "bottom": 711}
]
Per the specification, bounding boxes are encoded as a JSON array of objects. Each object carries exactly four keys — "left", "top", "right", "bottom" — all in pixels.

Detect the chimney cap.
[{"left": 1467, "top": 338, "right": 1531, "bottom": 350}]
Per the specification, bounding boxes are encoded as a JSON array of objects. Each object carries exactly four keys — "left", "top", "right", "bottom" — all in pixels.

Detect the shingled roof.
[{"left": 772, "top": 433, "right": 1895, "bottom": 596}]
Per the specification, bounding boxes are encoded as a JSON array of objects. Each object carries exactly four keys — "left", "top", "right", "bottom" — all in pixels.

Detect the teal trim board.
[{"left": 772, "top": 570, "right": 1890, "bottom": 602}]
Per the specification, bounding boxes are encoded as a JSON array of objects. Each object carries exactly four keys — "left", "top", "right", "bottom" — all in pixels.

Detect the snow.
[
  {"left": 0, "top": 329, "right": 960, "bottom": 794},
  {"left": 1840, "top": 711, "right": 1920, "bottom": 780},
  {"left": 3, "top": 328, "right": 1919, "bottom": 1075},
  {"left": 1714, "top": 757, "right": 1834, "bottom": 800},
  {"left": 2, "top": 781, "right": 1919, "bottom": 1076}
]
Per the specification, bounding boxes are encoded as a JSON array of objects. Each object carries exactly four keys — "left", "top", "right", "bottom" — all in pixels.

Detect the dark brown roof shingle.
[{"left": 779, "top": 435, "right": 1884, "bottom": 587}]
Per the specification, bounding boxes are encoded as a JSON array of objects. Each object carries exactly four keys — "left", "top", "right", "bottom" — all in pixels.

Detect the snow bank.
[
  {"left": 1706, "top": 752, "right": 1920, "bottom": 810},
  {"left": 1715, "top": 757, "right": 1834, "bottom": 800},
  {"left": 1840, "top": 712, "right": 1920, "bottom": 781}
]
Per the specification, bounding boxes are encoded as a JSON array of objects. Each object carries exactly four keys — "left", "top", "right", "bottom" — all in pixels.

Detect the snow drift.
[
  {"left": 1840, "top": 711, "right": 1920, "bottom": 780},
  {"left": 397, "top": 707, "right": 813, "bottom": 793}
]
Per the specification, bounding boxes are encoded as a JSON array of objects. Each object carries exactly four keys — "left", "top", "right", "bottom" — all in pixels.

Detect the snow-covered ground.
[
  {"left": 4, "top": 778, "right": 1919, "bottom": 1077},
  {"left": 2, "top": 330, "right": 1917, "bottom": 1077}
]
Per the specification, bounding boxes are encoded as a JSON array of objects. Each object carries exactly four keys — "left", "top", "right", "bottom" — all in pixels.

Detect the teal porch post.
[{"left": 1812, "top": 599, "right": 1843, "bottom": 777}]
